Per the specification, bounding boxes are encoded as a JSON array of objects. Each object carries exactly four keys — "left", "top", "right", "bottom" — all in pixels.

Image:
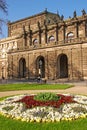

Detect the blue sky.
[{"left": 1, "top": 0, "right": 87, "bottom": 38}]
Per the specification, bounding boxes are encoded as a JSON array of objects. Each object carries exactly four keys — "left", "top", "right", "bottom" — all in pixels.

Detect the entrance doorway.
[
  {"left": 19, "top": 58, "right": 26, "bottom": 78},
  {"left": 58, "top": 54, "right": 68, "bottom": 78},
  {"left": 36, "top": 56, "right": 45, "bottom": 78}
]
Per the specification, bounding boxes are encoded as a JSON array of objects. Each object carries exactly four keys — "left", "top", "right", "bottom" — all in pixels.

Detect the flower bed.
[
  {"left": 16, "top": 94, "right": 75, "bottom": 108},
  {"left": 0, "top": 93, "right": 87, "bottom": 123}
]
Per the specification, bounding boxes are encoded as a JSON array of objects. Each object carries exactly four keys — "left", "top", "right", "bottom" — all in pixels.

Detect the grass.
[
  {"left": 0, "top": 83, "right": 73, "bottom": 92},
  {"left": 0, "top": 115, "right": 87, "bottom": 130},
  {"left": 0, "top": 96, "right": 10, "bottom": 101}
]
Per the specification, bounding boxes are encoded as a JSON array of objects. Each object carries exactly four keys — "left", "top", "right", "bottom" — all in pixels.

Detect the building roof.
[{"left": 8, "top": 9, "right": 61, "bottom": 25}]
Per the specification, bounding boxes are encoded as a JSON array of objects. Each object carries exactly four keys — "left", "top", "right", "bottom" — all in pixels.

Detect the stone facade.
[{"left": 0, "top": 10, "right": 87, "bottom": 81}]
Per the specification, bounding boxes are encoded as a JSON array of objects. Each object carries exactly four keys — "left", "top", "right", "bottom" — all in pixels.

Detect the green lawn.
[
  {"left": 0, "top": 115, "right": 87, "bottom": 130},
  {"left": 0, "top": 83, "right": 73, "bottom": 91}
]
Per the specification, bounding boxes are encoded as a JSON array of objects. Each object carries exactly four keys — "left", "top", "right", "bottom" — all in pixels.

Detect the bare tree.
[{"left": 0, "top": 0, "right": 7, "bottom": 34}]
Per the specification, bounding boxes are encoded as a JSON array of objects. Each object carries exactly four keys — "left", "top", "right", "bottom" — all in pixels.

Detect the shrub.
[
  {"left": 34, "top": 92, "right": 60, "bottom": 101},
  {"left": 2, "top": 106, "right": 14, "bottom": 111},
  {"left": 73, "top": 106, "right": 87, "bottom": 113}
]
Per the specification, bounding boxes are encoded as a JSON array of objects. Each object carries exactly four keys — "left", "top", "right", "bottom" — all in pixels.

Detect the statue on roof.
[
  {"left": 57, "top": 10, "right": 60, "bottom": 18},
  {"left": 44, "top": 8, "right": 47, "bottom": 13},
  {"left": 69, "top": 16, "right": 71, "bottom": 19},
  {"left": 61, "top": 15, "right": 64, "bottom": 20},
  {"left": 82, "top": 9, "right": 86, "bottom": 16},
  {"left": 73, "top": 10, "right": 77, "bottom": 18}
]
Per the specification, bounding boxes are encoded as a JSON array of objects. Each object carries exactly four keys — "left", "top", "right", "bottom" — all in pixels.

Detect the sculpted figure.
[{"left": 82, "top": 9, "right": 86, "bottom": 15}]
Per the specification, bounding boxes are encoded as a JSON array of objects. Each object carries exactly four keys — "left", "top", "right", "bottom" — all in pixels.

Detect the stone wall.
[{"left": 7, "top": 42, "right": 87, "bottom": 80}]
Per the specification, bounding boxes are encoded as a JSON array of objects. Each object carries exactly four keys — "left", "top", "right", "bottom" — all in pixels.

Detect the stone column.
[
  {"left": 54, "top": 50, "right": 57, "bottom": 79},
  {"left": 17, "top": 55, "right": 19, "bottom": 78},
  {"left": 75, "top": 22, "right": 78, "bottom": 38},
  {"left": 39, "top": 30, "right": 41, "bottom": 44},
  {"left": 22, "top": 25, "right": 27, "bottom": 47},
  {"left": 13, "top": 55, "right": 18, "bottom": 78},
  {"left": 8, "top": 55, "right": 13, "bottom": 79},
  {"left": 44, "top": 51, "right": 48, "bottom": 79},
  {"left": 28, "top": 32, "right": 32, "bottom": 46},
  {"left": 25, "top": 54, "right": 29, "bottom": 79},
  {"left": 7, "top": 56, "right": 10, "bottom": 79},
  {"left": 44, "top": 25, "right": 47, "bottom": 43},
  {"left": 69, "top": 49, "right": 73, "bottom": 80},
  {"left": 28, "top": 25, "right": 32, "bottom": 46},
  {"left": 55, "top": 23, "right": 58, "bottom": 43},
  {"left": 62, "top": 24, "right": 65, "bottom": 42},
  {"left": 28, "top": 53, "right": 30, "bottom": 79},
  {"left": 11, "top": 55, "right": 13, "bottom": 78},
  {"left": 83, "top": 21, "right": 86, "bottom": 37},
  {"left": 33, "top": 53, "right": 36, "bottom": 78},
  {"left": 37, "top": 22, "right": 41, "bottom": 44}
]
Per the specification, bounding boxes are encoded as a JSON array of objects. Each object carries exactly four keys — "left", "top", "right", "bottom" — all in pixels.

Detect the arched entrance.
[
  {"left": 36, "top": 56, "right": 45, "bottom": 78},
  {"left": 58, "top": 54, "right": 68, "bottom": 78},
  {"left": 19, "top": 58, "right": 26, "bottom": 78}
]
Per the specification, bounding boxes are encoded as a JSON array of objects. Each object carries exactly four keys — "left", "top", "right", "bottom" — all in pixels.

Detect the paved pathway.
[{"left": 0, "top": 85, "right": 87, "bottom": 98}]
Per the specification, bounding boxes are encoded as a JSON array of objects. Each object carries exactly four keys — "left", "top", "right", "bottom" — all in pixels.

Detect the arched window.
[
  {"left": 48, "top": 36, "right": 55, "bottom": 42},
  {"left": 67, "top": 32, "right": 74, "bottom": 40},
  {"left": 33, "top": 39, "right": 38, "bottom": 44}
]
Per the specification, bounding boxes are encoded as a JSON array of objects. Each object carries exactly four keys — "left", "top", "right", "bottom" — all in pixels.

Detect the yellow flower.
[
  {"left": 55, "top": 118, "right": 60, "bottom": 122},
  {"left": 45, "top": 119, "right": 51, "bottom": 122},
  {"left": 80, "top": 114, "right": 86, "bottom": 118},
  {"left": 75, "top": 115, "right": 79, "bottom": 119},
  {"left": 21, "top": 118, "right": 26, "bottom": 122},
  {"left": 26, "top": 118, "right": 30, "bottom": 122},
  {"left": 30, "top": 118, "right": 34, "bottom": 122},
  {"left": 6, "top": 115, "right": 11, "bottom": 118},
  {"left": 42, "top": 118, "right": 46, "bottom": 123},
  {"left": 16, "top": 116, "right": 21, "bottom": 120},
  {"left": 36, "top": 118, "right": 41, "bottom": 123},
  {"left": 68, "top": 118, "right": 73, "bottom": 121}
]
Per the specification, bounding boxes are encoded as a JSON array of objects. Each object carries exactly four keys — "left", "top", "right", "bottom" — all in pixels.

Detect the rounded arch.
[
  {"left": 57, "top": 54, "right": 68, "bottom": 78},
  {"left": 48, "top": 35, "right": 55, "bottom": 42},
  {"left": 67, "top": 32, "right": 74, "bottom": 40},
  {"left": 36, "top": 56, "right": 45, "bottom": 78},
  {"left": 19, "top": 58, "right": 26, "bottom": 78},
  {"left": 33, "top": 39, "right": 38, "bottom": 44}
]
